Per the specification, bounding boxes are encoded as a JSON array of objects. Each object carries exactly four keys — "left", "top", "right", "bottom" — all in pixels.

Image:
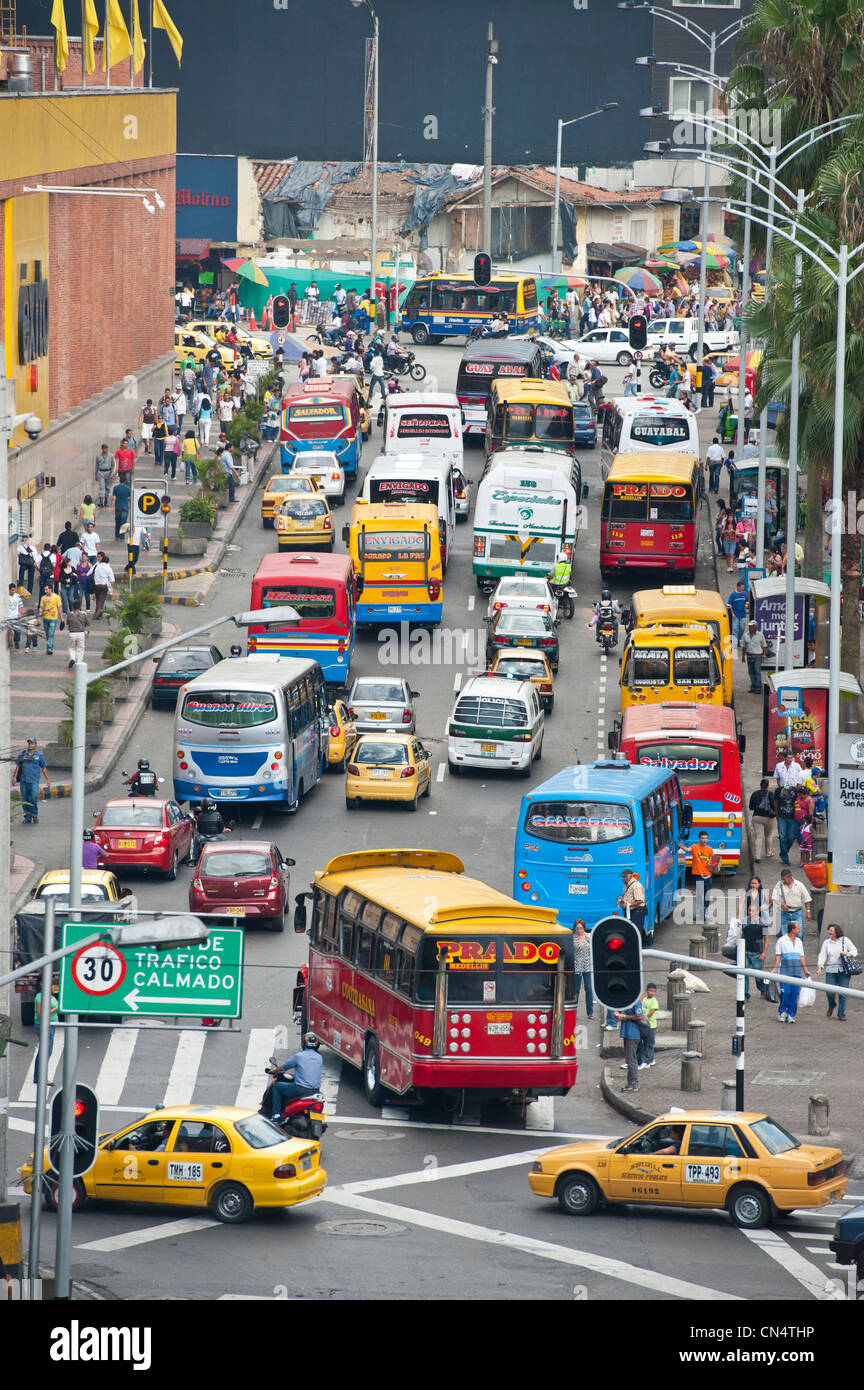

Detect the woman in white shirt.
[
  {"left": 771, "top": 921, "right": 811, "bottom": 1024},
  {"left": 816, "top": 924, "right": 858, "bottom": 1020},
  {"left": 92, "top": 552, "right": 116, "bottom": 618}
]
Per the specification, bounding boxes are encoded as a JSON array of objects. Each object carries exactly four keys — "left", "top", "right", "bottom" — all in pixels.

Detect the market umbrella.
[
  {"left": 540, "top": 275, "right": 589, "bottom": 291},
  {"left": 657, "top": 239, "right": 698, "bottom": 255},
  {"left": 643, "top": 257, "right": 679, "bottom": 272},
  {"left": 677, "top": 250, "right": 730, "bottom": 270},
  {"left": 221, "top": 258, "right": 270, "bottom": 287},
  {"left": 614, "top": 266, "right": 663, "bottom": 295}
]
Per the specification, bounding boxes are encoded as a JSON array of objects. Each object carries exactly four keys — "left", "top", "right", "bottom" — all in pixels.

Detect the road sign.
[
  {"left": 136, "top": 490, "right": 161, "bottom": 517},
  {"left": 58, "top": 923, "right": 245, "bottom": 1019}
]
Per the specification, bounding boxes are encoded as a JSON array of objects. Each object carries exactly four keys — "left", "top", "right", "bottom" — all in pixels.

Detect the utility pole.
[
  {"left": 481, "top": 23, "right": 497, "bottom": 254},
  {"left": 0, "top": 359, "right": 15, "bottom": 1210}
]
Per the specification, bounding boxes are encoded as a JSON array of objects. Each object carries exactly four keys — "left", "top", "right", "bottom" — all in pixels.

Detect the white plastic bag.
[
  {"left": 725, "top": 918, "right": 742, "bottom": 945},
  {"left": 798, "top": 986, "right": 816, "bottom": 1008}
]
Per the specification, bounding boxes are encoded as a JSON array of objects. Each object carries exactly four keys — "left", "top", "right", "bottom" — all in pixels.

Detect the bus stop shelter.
[{"left": 750, "top": 576, "right": 829, "bottom": 668}]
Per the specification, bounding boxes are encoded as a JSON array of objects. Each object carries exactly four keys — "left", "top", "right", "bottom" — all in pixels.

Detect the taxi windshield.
[
  {"left": 750, "top": 1117, "right": 801, "bottom": 1155},
  {"left": 356, "top": 741, "right": 409, "bottom": 765}
]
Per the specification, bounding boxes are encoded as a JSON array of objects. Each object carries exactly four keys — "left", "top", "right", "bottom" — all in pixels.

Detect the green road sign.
[{"left": 58, "top": 923, "right": 245, "bottom": 1019}]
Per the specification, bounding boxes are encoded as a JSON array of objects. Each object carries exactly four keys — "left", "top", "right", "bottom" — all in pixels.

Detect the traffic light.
[
  {"left": 590, "top": 915, "right": 643, "bottom": 1010},
  {"left": 49, "top": 1084, "right": 99, "bottom": 1177},
  {"left": 272, "top": 295, "right": 291, "bottom": 329},
  {"left": 474, "top": 252, "right": 492, "bottom": 287},
  {"left": 628, "top": 314, "right": 648, "bottom": 351}
]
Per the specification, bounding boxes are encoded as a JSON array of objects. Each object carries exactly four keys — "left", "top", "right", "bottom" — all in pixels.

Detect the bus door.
[{"left": 516, "top": 796, "right": 641, "bottom": 928}]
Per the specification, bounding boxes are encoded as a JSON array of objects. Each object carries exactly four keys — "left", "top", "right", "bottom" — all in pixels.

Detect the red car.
[
  {"left": 188, "top": 841, "right": 294, "bottom": 931},
  {"left": 93, "top": 799, "right": 195, "bottom": 880}
]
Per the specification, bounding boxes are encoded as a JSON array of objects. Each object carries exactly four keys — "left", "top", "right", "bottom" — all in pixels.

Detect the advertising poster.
[
  {"left": 762, "top": 683, "right": 828, "bottom": 776},
  {"left": 752, "top": 592, "right": 805, "bottom": 666},
  {"left": 831, "top": 735, "right": 864, "bottom": 883}
]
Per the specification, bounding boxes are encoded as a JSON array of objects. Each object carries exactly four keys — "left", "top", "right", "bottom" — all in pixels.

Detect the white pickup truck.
[{"left": 646, "top": 316, "right": 737, "bottom": 359}]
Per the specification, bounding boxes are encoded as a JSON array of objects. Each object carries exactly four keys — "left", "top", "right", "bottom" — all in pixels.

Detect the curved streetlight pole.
[
  {"left": 551, "top": 103, "right": 619, "bottom": 273},
  {"left": 350, "top": 0, "right": 379, "bottom": 302}
]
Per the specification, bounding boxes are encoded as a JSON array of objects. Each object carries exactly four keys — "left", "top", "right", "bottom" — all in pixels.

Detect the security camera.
[
  {"left": 489, "top": 54, "right": 498, "bottom": 64},
  {"left": 24, "top": 415, "right": 43, "bottom": 440}
]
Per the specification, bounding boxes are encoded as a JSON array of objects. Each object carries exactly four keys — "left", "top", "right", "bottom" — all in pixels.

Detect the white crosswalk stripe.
[
  {"left": 95, "top": 1029, "right": 140, "bottom": 1106},
  {"left": 234, "top": 1028, "right": 278, "bottom": 1108},
  {"left": 17, "top": 1032, "right": 64, "bottom": 1103},
  {"left": 162, "top": 1031, "right": 208, "bottom": 1107}
]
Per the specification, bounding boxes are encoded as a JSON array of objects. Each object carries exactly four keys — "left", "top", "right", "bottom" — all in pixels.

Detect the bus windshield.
[
  {"left": 286, "top": 402, "right": 347, "bottom": 437},
  {"left": 648, "top": 484, "right": 694, "bottom": 522},
  {"left": 635, "top": 742, "right": 722, "bottom": 787},
  {"left": 181, "top": 691, "right": 278, "bottom": 728},
  {"left": 260, "top": 584, "right": 337, "bottom": 619},
  {"left": 629, "top": 648, "right": 671, "bottom": 687},
  {"left": 672, "top": 647, "right": 718, "bottom": 686},
  {"left": 395, "top": 413, "right": 453, "bottom": 439},
  {"left": 628, "top": 414, "right": 692, "bottom": 447},
  {"left": 415, "top": 935, "right": 572, "bottom": 1005},
  {"left": 360, "top": 530, "right": 428, "bottom": 563},
  {"left": 603, "top": 482, "right": 648, "bottom": 521},
  {"left": 525, "top": 800, "right": 635, "bottom": 844},
  {"left": 368, "top": 477, "right": 440, "bottom": 506}
]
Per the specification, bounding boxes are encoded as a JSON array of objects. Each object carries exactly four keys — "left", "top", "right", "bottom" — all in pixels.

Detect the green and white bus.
[{"left": 472, "top": 456, "right": 579, "bottom": 591}]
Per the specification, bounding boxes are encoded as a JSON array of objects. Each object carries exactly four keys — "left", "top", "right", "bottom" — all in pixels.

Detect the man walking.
[
  {"left": 727, "top": 579, "right": 748, "bottom": 648},
  {"left": 66, "top": 599, "right": 89, "bottom": 669},
  {"left": 112, "top": 477, "right": 131, "bottom": 540},
  {"left": 368, "top": 347, "right": 386, "bottom": 403},
  {"left": 699, "top": 356, "right": 716, "bottom": 408},
  {"left": 772, "top": 866, "right": 812, "bottom": 934},
  {"left": 13, "top": 737, "right": 50, "bottom": 823},
  {"left": 139, "top": 399, "right": 157, "bottom": 454},
  {"left": 740, "top": 618, "right": 767, "bottom": 693},
  {"left": 706, "top": 437, "right": 725, "bottom": 494},
  {"left": 38, "top": 582, "right": 62, "bottom": 655},
  {"left": 114, "top": 436, "right": 135, "bottom": 489},
  {"left": 775, "top": 782, "right": 804, "bottom": 866},
  {"left": 690, "top": 829, "right": 718, "bottom": 922},
  {"left": 219, "top": 447, "right": 239, "bottom": 503}
]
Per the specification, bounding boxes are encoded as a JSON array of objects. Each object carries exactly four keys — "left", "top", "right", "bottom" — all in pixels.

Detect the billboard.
[
  {"left": 761, "top": 683, "right": 827, "bottom": 778},
  {"left": 175, "top": 155, "right": 238, "bottom": 241},
  {"left": 831, "top": 735, "right": 864, "bottom": 884}
]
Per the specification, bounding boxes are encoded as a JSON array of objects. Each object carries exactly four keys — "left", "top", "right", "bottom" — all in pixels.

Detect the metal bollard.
[
  {"left": 681, "top": 1051, "right": 702, "bottom": 1092},
  {"left": 671, "top": 989, "right": 692, "bottom": 1033},
  {"left": 721, "top": 1079, "right": 736, "bottom": 1111},
  {"left": 666, "top": 972, "right": 678, "bottom": 1011},
  {"left": 687, "top": 1019, "right": 705, "bottom": 1055},
  {"left": 808, "top": 1094, "right": 830, "bottom": 1136},
  {"left": 703, "top": 923, "right": 719, "bottom": 954},
  {"left": 689, "top": 935, "right": 707, "bottom": 960}
]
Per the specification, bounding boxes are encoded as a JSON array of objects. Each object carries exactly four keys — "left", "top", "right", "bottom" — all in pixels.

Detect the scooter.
[
  {"left": 121, "top": 771, "right": 164, "bottom": 797},
  {"left": 260, "top": 1059, "right": 327, "bottom": 1141}
]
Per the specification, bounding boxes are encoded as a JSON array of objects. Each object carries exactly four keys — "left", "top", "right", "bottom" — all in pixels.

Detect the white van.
[
  {"left": 381, "top": 392, "right": 464, "bottom": 472},
  {"left": 601, "top": 397, "right": 700, "bottom": 470},
  {"left": 473, "top": 460, "right": 579, "bottom": 589},
  {"left": 447, "top": 674, "right": 544, "bottom": 776},
  {"left": 646, "top": 316, "right": 737, "bottom": 358},
  {"left": 361, "top": 453, "right": 456, "bottom": 570}
]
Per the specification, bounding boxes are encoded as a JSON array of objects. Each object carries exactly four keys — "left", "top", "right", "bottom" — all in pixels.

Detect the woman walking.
[
  {"left": 92, "top": 551, "right": 115, "bottom": 618},
  {"left": 572, "top": 919, "right": 594, "bottom": 1020},
  {"left": 181, "top": 429, "right": 200, "bottom": 484},
  {"left": 721, "top": 515, "right": 737, "bottom": 574},
  {"left": 771, "top": 921, "right": 811, "bottom": 1023},
  {"left": 736, "top": 875, "right": 771, "bottom": 1000},
  {"left": 816, "top": 924, "right": 858, "bottom": 1020}
]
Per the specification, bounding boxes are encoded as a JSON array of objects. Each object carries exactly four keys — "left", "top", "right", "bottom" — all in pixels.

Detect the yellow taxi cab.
[
  {"left": 276, "top": 493, "right": 334, "bottom": 551},
  {"left": 327, "top": 698, "right": 358, "bottom": 771},
  {"left": 261, "top": 472, "right": 320, "bottom": 527},
  {"left": 21, "top": 1105, "right": 326, "bottom": 1224},
  {"left": 346, "top": 732, "right": 432, "bottom": 811},
  {"left": 529, "top": 1110, "right": 847, "bottom": 1229},
  {"left": 174, "top": 327, "right": 236, "bottom": 369},
  {"left": 185, "top": 320, "right": 272, "bottom": 359},
  {"left": 707, "top": 283, "right": 736, "bottom": 308},
  {"left": 488, "top": 649, "right": 555, "bottom": 713},
  {"left": 32, "top": 868, "right": 131, "bottom": 910},
  {"left": 750, "top": 271, "right": 767, "bottom": 304}
]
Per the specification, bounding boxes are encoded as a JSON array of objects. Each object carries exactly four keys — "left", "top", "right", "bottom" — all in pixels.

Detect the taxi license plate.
[
  {"left": 301, "top": 1153, "right": 313, "bottom": 1172},
  {"left": 370, "top": 769, "right": 390, "bottom": 779},
  {"left": 295, "top": 521, "right": 313, "bottom": 528},
  {"left": 369, "top": 712, "right": 386, "bottom": 719},
  {"left": 117, "top": 839, "right": 136, "bottom": 849},
  {"left": 225, "top": 905, "right": 246, "bottom": 916},
  {"left": 480, "top": 743, "right": 497, "bottom": 754},
  {"left": 568, "top": 883, "right": 588, "bottom": 894}
]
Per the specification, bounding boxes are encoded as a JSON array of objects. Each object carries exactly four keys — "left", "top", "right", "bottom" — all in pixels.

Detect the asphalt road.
[{"left": 8, "top": 346, "right": 861, "bottom": 1305}]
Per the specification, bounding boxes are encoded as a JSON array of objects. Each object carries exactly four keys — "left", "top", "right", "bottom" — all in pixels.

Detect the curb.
[
  {"left": 600, "top": 1065, "right": 655, "bottom": 1126},
  {"left": 165, "top": 564, "right": 215, "bottom": 582}
]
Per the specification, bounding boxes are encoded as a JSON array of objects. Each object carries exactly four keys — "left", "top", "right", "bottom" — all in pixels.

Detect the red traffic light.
[
  {"left": 74, "top": 1099, "right": 87, "bottom": 1118},
  {"left": 628, "top": 314, "right": 648, "bottom": 352},
  {"left": 474, "top": 252, "right": 492, "bottom": 287},
  {"left": 272, "top": 295, "right": 291, "bottom": 329},
  {"left": 590, "top": 915, "right": 643, "bottom": 1010},
  {"left": 606, "top": 935, "right": 625, "bottom": 951}
]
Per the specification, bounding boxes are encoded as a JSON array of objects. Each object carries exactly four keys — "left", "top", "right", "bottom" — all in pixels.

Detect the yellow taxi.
[
  {"left": 750, "top": 271, "right": 767, "bottom": 304},
  {"left": 32, "top": 868, "right": 132, "bottom": 910},
  {"left": 185, "top": 320, "right": 272, "bottom": 359},
  {"left": 261, "top": 472, "right": 320, "bottom": 527},
  {"left": 346, "top": 732, "right": 432, "bottom": 811},
  {"left": 276, "top": 493, "right": 334, "bottom": 551},
  {"left": 528, "top": 1110, "right": 847, "bottom": 1229},
  {"left": 21, "top": 1105, "right": 327, "bottom": 1224},
  {"left": 174, "top": 327, "right": 236, "bottom": 369},
  {"left": 488, "top": 649, "right": 555, "bottom": 713},
  {"left": 327, "top": 698, "right": 358, "bottom": 771},
  {"left": 707, "top": 283, "right": 736, "bottom": 307}
]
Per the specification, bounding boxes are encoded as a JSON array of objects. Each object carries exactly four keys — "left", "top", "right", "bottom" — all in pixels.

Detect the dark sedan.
[
  {"left": 151, "top": 645, "right": 224, "bottom": 710},
  {"left": 573, "top": 400, "right": 597, "bottom": 448},
  {"left": 485, "top": 609, "right": 559, "bottom": 671}
]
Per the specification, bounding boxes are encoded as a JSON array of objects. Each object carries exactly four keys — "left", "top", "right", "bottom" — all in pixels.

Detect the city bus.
[
  {"left": 280, "top": 379, "right": 363, "bottom": 479},
  {"left": 400, "top": 272, "right": 541, "bottom": 345},
  {"left": 247, "top": 553, "right": 356, "bottom": 687},
  {"left": 600, "top": 453, "right": 701, "bottom": 580},
  {"left": 456, "top": 339, "right": 546, "bottom": 438},
  {"left": 343, "top": 500, "right": 443, "bottom": 625},
  {"left": 619, "top": 625, "right": 725, "bottom": 712},
  {"left": 627, "top": 585, "right": 734, "bottom": 705},
  {"left": 361, "top": 454, "right": 456, "bottom": 571},
  {"left": 601, "top": 398, "right": 700, "bottom": 470},
  {"left": 484, "top": 378, "right": 576, "bottom": 462},
  {"left": 380, "top": 391, "right": 464, "bottom": 475},
  {"left": 514, "top": 760, "right": 692, "bottom": 938},
  {"left": 291, "top": 847, "right": 578, "bottom": 1107},
  {"left": 473, "top": 461, "right": 579, "bottom": 590},
  {"left": 609, "top": 704, "right": 744, "bottom": 874},
  {"left": 173, "top": 655, "right": 327, "bottom": 809}
]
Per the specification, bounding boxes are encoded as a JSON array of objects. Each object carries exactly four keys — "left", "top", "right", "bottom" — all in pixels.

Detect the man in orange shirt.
[{"left": 690, "top": 830, "right": 719, "bottom": 922}]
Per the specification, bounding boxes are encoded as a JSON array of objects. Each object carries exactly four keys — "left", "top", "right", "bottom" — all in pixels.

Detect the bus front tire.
[
  {"left": 363, "top": 1036, "right": 383, "bottom": 1106},
  {"left": 411, "top": 324, "right": 430, "bottom": 346}
]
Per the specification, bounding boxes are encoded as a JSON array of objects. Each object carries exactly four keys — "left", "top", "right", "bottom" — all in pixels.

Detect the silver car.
[
  {"left": 486, "top": 575, "right": 558, "bottom": 624},
  {"left": 348, "top": 676, "right": 419, "bottom": 734}
]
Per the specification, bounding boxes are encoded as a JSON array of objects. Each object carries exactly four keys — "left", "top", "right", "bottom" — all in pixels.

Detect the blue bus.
[
  {"left": 400, "top": 272, "right": 541, "bottom": 345},
  {"left": 514, "top": 759, "right": 692, "bottom": 939},
  {"left": 173, "top": 655, "right": 327, "bottom": 809},
  {"left": 279, "top": 379, "right": 363, "bottom": 480}
]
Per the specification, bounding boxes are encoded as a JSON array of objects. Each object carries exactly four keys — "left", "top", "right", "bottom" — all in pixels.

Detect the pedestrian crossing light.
[
  {"left": 49, "top": 1084, "right": 100, "bottom": 1178},
  {"left": 271, "top": 296, "right": 291, "bottom": 329},
  {"left": 628, "top": 315, "right": 648, "bottom": 351},
  {"left": 590, "top": 915, "right": 643, "bottom": 1010}
]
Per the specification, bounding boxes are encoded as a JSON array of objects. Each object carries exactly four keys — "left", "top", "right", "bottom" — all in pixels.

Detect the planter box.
[
  {"left": 177, "top": 522, "right": 212, "bottom": 539},
  {"left": 44, "top": 742, "right": 94, "bottom": 769},
  {"left": 169, "top": 536, "right": 208, "bottom": 556}
]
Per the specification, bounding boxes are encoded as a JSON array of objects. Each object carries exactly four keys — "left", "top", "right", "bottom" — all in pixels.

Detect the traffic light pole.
[{"left": 27, "top": 895, "right": 54, "bottom": 1300}]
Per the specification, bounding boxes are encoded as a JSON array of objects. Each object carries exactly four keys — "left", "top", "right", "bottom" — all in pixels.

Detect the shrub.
[
  {"left": 113, "top": 579, "right": 162, "bottom": 635},
  {"left": 178, "top": 495, "right": 217, "bottom": 526}
]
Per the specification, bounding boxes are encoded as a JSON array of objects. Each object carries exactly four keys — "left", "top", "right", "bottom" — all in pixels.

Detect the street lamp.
[
  {"left": 350, "top": 0, "right": 379, "bottom": 302},
  {"left": 551, "top": 103, "right": 619, "bottom": 274},
  {"left": 22, "top": 184, "right": 166, "bottom": 213}
]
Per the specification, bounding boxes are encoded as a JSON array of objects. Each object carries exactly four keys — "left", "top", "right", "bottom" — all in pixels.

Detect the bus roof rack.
[{"left": 592, "top": 757, "right": 631, "bottom": 769}]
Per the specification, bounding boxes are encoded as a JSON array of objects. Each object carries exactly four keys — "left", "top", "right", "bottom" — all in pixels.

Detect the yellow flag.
[
  {"left": 153, "top": 0, "right": 183, "bottom": 65},
  {"left": 102, "top": 0, "right": 133, "bottom": 69},
  {"left": 83, "top": 0, "right": 99, "bottom": 74},
  {"left": 132, "top": 0, "right": 146, "bottom": 72},
  {"left": 50, "top": 0, "right": 69, "bottom": 73}
]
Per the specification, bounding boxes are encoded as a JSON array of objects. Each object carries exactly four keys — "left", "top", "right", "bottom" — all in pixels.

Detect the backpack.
[
  {"left": 757, "top": 791, "right": 774, "bottom": 817},
  {"left": 39, "top": 554, "right": 54, "bottom": 581}
]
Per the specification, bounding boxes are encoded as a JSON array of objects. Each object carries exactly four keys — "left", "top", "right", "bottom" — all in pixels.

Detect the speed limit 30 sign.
[{"left": 69, "top": 941, "right": 127, "bottom": 996}]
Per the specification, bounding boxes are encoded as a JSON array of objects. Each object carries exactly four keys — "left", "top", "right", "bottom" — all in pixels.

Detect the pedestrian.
[
  {"left": 771, "top": 921, "right": 811, "bottom": 1023},
  {"left": 636, "top": 982, "right": 658, "bottom": 1068},
  {"left": 727, "top": 579, "right": 748, "bottom": 648},
  {"left": 7, "top": 582, "right": 23, "bottom": 651},
  {"left": 77, "top": 494, "right": 97, "bottom": 530},
  {"left": 775, "top": 780, "right": 804, "bottom": 866},
  {"left": 706, "top": 437, "right": 725, "bottom": 494},
  {"left": 163, "top": 428, "right": 180, "bottom": 481},
  {"left": 17, "top": 535, "right": 38, "bottom": 593},
  {"left": 817, "top": 924, "right": 858, "bottom": 1020},
  {"left": 152, "top": 412, "right": 168, "bottom": 468},
  {"left": 219, "top": 448, "right": 239, "bottom": 503},
  {"left": 128, "top": 522, "right": 149, "bottom": 574},
  {"left": 94, "top": 444, "right": 114, "bottom": 506},
  {"left": 737, "top": 876, "right": 771, "bottom": 999},
  {"left": 56, "top": 520, "right": 79, "bottom": 555},
  {"left": 112, "top": 476, "right": 131, "bottom": 540},
  {"left": 622, "top": 360, "right": 637, "bottom": 397},
  {"left": 37, "top": 581, "right": 61, "bottom": 654},
  {"left": 172, "top": 385, "right": 187, "bottom": 435},
  {"left": 196, "top": 390, "right": 213, "bottom": 446},
  {"left": 740, "top": 618, "right": 767, "bottom": 693},
  {"left": 139, "top": 399, "right": 157, "bottom": 454},
  {"left": 13, "top": 737, "right": 50, "bottom": 823},
  {"left": 571, "top": 919, "right": 594, "bottom": 1019},
  {"left": 32, "top": 987, "right": 58, "bottom": 1084},
  {"left": 616, "top": 868, "right": 646, "bottom": 932},
  {"left": 288, "top": 281, "right": 298, "bottom": 328},
  {"left": 313, "top": 349, "right": 328, "bottom": 379},
  {"left": 614, "top": 995, "right": 646, "bottom": 1092},
  {"left": 700, "top": 355, "right": 716, "bottom": 408},
  {"left": 773, "top": 750, "right": 805, "bottom": 788},
  {"left": 771, "top": 866, "right": 812, "bottom": 934},
  {"left": 114, "top": 437, "right": 135, "bottom": 488},
  {"left": 37, "top": 545, "right": 55, "bottom": 600},
  {"left": 721, "top": 514, "right": 737, "bottom": 573},
  {"left": 181, "top": 429, "right": 200, "bottom": 484},
  {"left": 690, "top": 829, "right": 718, "bottom": 922},
  {"left": 92, "top": 551, "right": 115, "bottom": 618},
  {"left": 81, "top": 522, "right": 101, "bottom": 565},
  {"left": 66, "top": 598, "right": 90, "bottom": 668},
  {"left": 58, "top": 556, "right": 78, "bottom": 617},
  {"left": 749, "top": 776, "right": 776, "bottom": 861},
  {"left": 369, "top": 348, "right": 386, "bottom": 402}
]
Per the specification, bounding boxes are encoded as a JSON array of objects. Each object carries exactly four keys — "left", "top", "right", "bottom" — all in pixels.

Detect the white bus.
[
  {"left": 172, "top": 655, "right": 327, "bottom": 810},
  {"left": 361, "top": 453, "right": 456, "bottom": 571},
  {"left": 601, "top": 397, "right": 700, "bottom": 475},
  {"left": 380, "top": 391, "right": 464, "bottom": 473},
  {"left": 473, "top": 462, "right": 578, "bottom": 590}
]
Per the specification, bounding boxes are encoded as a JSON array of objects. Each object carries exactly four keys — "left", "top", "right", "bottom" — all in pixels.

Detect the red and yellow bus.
[
  {"left": 600, "top": 452, "right": 700, "bottom": 580},
  {"left": 292, "top": 848, "right": 578, "bottom": 1108},
  {"left": 280, "top": 379, "right": 363, "bottom": 479},
  {"left": 248, "top": 552, "right": 356, "bottom": 687}
]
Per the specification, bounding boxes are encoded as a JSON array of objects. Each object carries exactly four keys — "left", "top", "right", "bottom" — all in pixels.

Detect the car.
[
  {"left": 573, "top": 328, "right": 635, "bottom": 366},
  {"left": 572, "top": 400, "right": 597, "bottom": 448},
  {"left": 487, "top": 649, "right": 555, "bottom": 712},
  {"left": 485, "top": 609, "right": 559, "bottom": 671},
  {"left": 261, "top": 473, "right": 320, "bottom": 527},
  {"left": 345, "top": 732, "right": 432, "bottom": 811},
  {"left": 174, "top": 327, "right": 236, "bottom": 369},
  {"left": 486, "top": 575, "right": 558, "bottom": 624},
  {"left": 750, "top": 271, "right": 766, "bottom": 305},
  {"left": 20, "top": 1105, "right": 326, "bottom": 1224},
  {"left": 513, "top": 332, "right": 585, "bottom": 367},
  {"left": 184, "top": 320, "right": 272, "bottom": 358},
  {"left": 347, "top": 676, "right": 419, "bottom": 734},
  {"left": 92, "top": 799, "right": 195, "bottom": 880},
  {"left": 453, "top": 465, "right": 471, "bottom": 519},
  {"left": 151, "top": 644, "right": 224, "bottom": 710},
  {"left": 289, "top": 451, "right": 346, "bottom": 505},
  {"left": 829, "top": 1200, "right": 864, "bottom": 1283},
  {"left": 189, "top": 841, "right": 294, "bottom": 930},
  {"left": 708, "top": 284, "right": 737, "bottom": 307},
  {"left": 327, "top": 699, "right": 359, "bottom": 771},
  {"left": 528, "top": 1110, "right": 848, "bottom": 1228},
  {"left": 31, "top": 868, "right": 134, "bottom": 911},
  {"left": 685, "top": 349, "right": 761, "bottom": 394},
  {"left": 276, "top": 494, "right": 334, "bottom": 551}
]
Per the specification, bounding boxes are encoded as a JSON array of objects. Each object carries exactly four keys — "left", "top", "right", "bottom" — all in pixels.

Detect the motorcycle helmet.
[
  {"left": 302, "top": 1032, "right": 321, "bottom": 1051},
  {"left": 601, "top": 589, "right": 611, "bottom": 601},
  {"left": 137, "top": 759, "right": 150, "bottom": 771},
  {"left": 557, "top": 549, "right": 568, "bottom": 564},
  {"left": 201, "top": 798, "right": 218, "bottom": 813},
  {"left": 83, "top": 829, "right": 95, "bottom": 841}
]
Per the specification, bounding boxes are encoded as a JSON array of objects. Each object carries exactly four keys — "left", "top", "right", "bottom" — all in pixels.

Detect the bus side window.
[
  {"left": 640, "top": 799, "right": 653, "bottom": 859},
  {"left": 395, "top": 948, "right": 415, "bottom": 998},
  {"left": 376, "top": 940, "right": 396, "bottom": 988},
  {"left": 354, "top": 927, "right": 374, "bottom": 972},
  {"left": 317, "top": 893, "right": 338, "bottom": 955},
  {"left": 288, "top": 684, "right": 301, "bottom": 737}
]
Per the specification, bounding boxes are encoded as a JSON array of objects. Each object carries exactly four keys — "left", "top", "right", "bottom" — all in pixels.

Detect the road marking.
[
  {"left": 436, "top": 763, "right": 445, "bottom": 783},
  {"left": 162, "top": 1030, "right": 207, "bottom": 1107},
  {"left": 234, "top": 1028, "right": 276, "bottom": 1108},
  {"left": 788, "top": 1230, "right": 831, "bottom": 1241},
  {"left": 95, "top": 1029, "right": 139, "bottom": 1106},
  {"left": 742, "top": 1228, "right": 833, "bottom": 1299},
  {"left": 524, "top": 1095, "right": 555, "bottom": 1131},
  {"left": 342, "top": 1147, "right": 547, "bottom": 1194},
  {"left": 452, "top": 671, "right": 462, "bottom": 692},
  {"left": 319, "top": 1053, "right": 342, "bottom": 1117},
  {"left": 468, "top": 595, "right": 475, "bottom": 612},
  {"left": 328, "top": 1114, "right": 618, "bottom": 1140},
  {"left": 7, "top": 1116, "right": 35, "bottom": 1134},
  {"left": 17, "top": 1032, "right": 64, "bottom": 1103},
  {"left": 252, "top": 812, "right": 263, "bottom": 830},
  {"left": 76, "top": 1217, "right": 216, "bottom": 1253},
  {"left": 321, "top": 1189, "right": 742, "bottom": 1300},
  {"left": 381, "top": 1105, "right": 411, "bottom": 1120}
]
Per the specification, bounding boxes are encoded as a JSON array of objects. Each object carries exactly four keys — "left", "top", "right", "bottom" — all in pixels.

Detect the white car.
[
  {"left": 513, "top": 333, "right": 586, "bottom": 367},
  {"left": 574, "top": 328, "right": 635, "bottom": 366},
  {"left": 486, "top": 575, "right": 558, "bottom": 624},
  {"left": 289, "top": 452, "right": 345, "bottom": 505}
]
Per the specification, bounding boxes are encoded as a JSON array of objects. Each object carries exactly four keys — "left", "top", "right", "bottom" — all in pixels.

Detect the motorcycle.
[
  {"left": 649, "top": 359, "right": 671, "bottom": 390},
  {"left": 598, "top": 619, "right": 618, "bottom": 655},
  {"left": 467, "top": 323, "right": 509, "bottom": 344},
  {"left": 260, "top": 1059, "right": 327, "bottom": 1141},
  {"left": 185, "top": 811, "right": 233, "bottom": 865},
  {"left": 550, "top": 584, "right": 576, "bottom": 620},
  {"left": 386, "top": 350, "right": 426, "bottom": 381},
  {"left": 121, "top": 771, "right": 164, "bottom": 797}
]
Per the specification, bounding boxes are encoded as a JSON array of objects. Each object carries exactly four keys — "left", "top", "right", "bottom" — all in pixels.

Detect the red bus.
[
  {"left": 292, "top": 848, "right": 578, "bottom": 1109},
  {"left": 600, "top": 453, "right": 700, "bottom": 580},
  {"left": 280, "top": 379, "right": 363, "bottom": 478},
  {"left": 610, "top": 703, "right": 744, "bottom": 873},
  {"left": 248, "top": 552, "right": 356, "bottom": 687}
]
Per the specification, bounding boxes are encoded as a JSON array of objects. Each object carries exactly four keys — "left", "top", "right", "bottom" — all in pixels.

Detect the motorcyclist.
[
  {"left": 268, "top": 1033, "right": 323, "bottom": 1122},
  {"left": 188, "top": 797, "right": 231, "bottom": 863},
  {"left": 487, "top": 313, "right": 508, "bottom": 338},
  {"left": 589, "top": 589, "right": 621, "bottom": 645},
  {"left": 551, "top": 549, "right": 572, "bottom": 588},
  {"left": 124, "top": 759, "right": 158, "bottom": 796}
]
